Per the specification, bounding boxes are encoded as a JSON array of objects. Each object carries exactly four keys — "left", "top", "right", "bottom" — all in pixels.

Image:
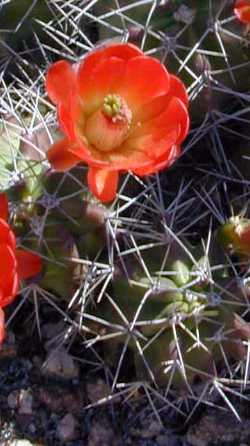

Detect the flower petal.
[
  {"left": 58, "top": 102, "right": 77, "bottom": 140},
  {"left": 169, "top": 75, "right": 189, "bottom": 107},
  {"left": 78, "top": 57, "right": 126, "bottom": 115},
  {"left": 133, "top": 74, "right": 188, "bottom": 124},
  {"left": 46, "top": 60, "right": 76, "bottom": 105},
  {"left": 133, "top": 145, "right": 181, "bottom": 176},
  {"left": 134, "top": 93, "right": 172, "bottom": 123},
  {"left": 0, "top": 308, "right": 5, "bottom": 344},
  {"left": 130, "top": 96, "right": 189, "bottom": 156},
  {"left": 127, "top": 103, "right": 182, "bottom": 160},
  {"left": 69, "top": 139, "right": 149, "bottom": 170},
  {"left": 125, "top": 126, "right": 180, "bottom": 160},
  {"left": 0, "top": 273, "right": 19, "bottom": 308},
  {"left": 0, "top": 244, "right": 16, "bottom": 286},
  {"left": 0, "top": 221, "right": 16, "bottom": 251},
  {"left": 117, "top": 56, "right": 170, "bottom": 110},
  {"left": 234, "top": 0, "right": 250, "bottom": 23},
  {"left": 87, "top": 168, "right": 118, "bottom": 202},
  {"left": 172, "top": 98, "right": 190, "bottom": 144},
  {"left": 96, "top": 42, "right": 143, "bottom": 61},
  {"left": 15, "top": 249, "right": 42, "bottom": 280},
  {"left": 78, "top": 44, "right": 142, "bottom": 108},
  {"left": 47, "top": 138, "right": 83, "bottom": 171},
  {"left": 0, "top": 193, "right": 8, "bottom": 221},
  {"left": 78, "top": 43, "right": 143, "bottom": 83}
]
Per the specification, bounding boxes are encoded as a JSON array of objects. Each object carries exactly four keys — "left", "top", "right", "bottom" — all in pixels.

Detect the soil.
[{"left": 1, "top": 325, "right": 250, "bottom": 446}]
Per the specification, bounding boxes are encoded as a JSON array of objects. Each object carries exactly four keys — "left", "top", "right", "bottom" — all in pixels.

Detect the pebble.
[
  {"left": 87, "top": 419, "right": 120, "bottom": 446},
  {"left": 42, "top": 347, "right": 79, "bottom": 380},
  {"left": 7, "top": 389, "right": 33, "bottom": 415},
  {"left": 57, "top": 413, "right": 77, "bottom": 442},
  {"left": 7, "top": 390, "right": 19, "bottom": 409},
  {"left": 18, "top": 389, "right": 33, "bottom": 415},
  {"left": 140, "top": 421, "right": 162, "bottom": 438},
  {"left": 186, "top": 411, "right": 250, "bottom": 446}
]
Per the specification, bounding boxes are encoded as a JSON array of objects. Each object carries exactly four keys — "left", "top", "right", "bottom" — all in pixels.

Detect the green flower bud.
[{"left": 171, "top": 260, "right": 190, "bottom": 286}]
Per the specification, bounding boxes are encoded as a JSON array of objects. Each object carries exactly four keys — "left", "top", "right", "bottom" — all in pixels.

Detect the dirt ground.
[{"left": 1, "top": 318, "right": 250, "bottom": 446}]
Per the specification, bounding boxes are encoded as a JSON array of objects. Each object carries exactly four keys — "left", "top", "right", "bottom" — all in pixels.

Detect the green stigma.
[{"left": 102, "top": 94, "right": 122, "bottom": 118}]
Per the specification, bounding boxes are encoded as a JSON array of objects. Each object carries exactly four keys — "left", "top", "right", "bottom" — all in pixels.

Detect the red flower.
[
  {"left": 46, "top": 43, "right": 189, "bottom": 202},
  {"left": 234, "top": 0, "right": 250, "bottom": 23},
  {"left": 0, "top": 194, "right": 42, "bottom": 344}
]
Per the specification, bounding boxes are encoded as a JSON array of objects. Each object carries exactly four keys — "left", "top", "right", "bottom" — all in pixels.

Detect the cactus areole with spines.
[{"left": 46, "top": 43, "right": 189, "bottom": 203}]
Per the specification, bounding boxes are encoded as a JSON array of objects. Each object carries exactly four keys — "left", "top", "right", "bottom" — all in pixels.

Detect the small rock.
[
  {"left": 7, "top": 389, "right": 33, "bottom": 415},
  {"left": 87, "top": 418, "right": 120, "bottom": 446},
  {"left": 57, "top": 413, "right": 77, "bottom": 442},
  {"left": 42, "top": 347, "right": 79, "bottom": 380},
  {"left": 187, "top": 411, "right": 250, "bottom": 446},
  {"left": 8, "top": 390, "right": 19, "bottom": 409},
  {"left": 18, "top": 389, "right": 33, "bottom": 415},
  {"left": 141, "top": 421, "right": 162, "bottom": 438},
  {"left": 27, "top": 423, "right": 36, "bottom": 435},
  {"left": 174, "top": 4, "right": 195, "bottom": 24}
]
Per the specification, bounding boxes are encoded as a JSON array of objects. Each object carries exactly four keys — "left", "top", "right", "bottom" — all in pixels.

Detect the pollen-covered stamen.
[
  {"left": 103, "top": 94, "right": 122, "bottom": 119},
  {"left": 85, "top": 94, "right": 132, "bottom": 152}
]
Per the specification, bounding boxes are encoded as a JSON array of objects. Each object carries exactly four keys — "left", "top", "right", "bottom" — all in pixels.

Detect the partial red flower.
[
  {"left": 234, "top": 0, "right": 250, "bottom": 24},
  {"left": 46, "top": 43, "right": 189, "bottom": 202},
  {"left": 0, "top": 193, "right": 42, "bottom": 344}
]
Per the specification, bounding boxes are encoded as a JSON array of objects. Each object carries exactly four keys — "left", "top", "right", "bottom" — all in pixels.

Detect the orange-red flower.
[
  {"left": 46, "top": 43, "right": 189, "bottom": 202},
  {"left": 234, "top": 0, "right": 250, "bottom": 23},
  {"left": 0, "top": 194, "right": 42, "bottom": 344}
]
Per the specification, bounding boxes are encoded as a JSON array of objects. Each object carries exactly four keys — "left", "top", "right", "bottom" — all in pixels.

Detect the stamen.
[
  {"left": 102, "top": 94, "right": 132, "bottom": 125},
  {"left": 102, "top": 94, "right": 122, "bottom": 119},
  {"left": 85, "top": 94, "right": 132, "bottom": 152}
]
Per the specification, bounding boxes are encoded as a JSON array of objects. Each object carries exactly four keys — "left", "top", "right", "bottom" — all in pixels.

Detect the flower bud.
[{"left": 218, "top": 216, "right": 250, "bottom": 256}]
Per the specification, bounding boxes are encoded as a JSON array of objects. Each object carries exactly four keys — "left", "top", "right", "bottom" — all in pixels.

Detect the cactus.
[{"left": 0, "top": 0, "right": 250, "bottom": 427}]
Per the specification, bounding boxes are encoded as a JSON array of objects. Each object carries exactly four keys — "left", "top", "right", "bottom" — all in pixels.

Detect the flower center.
[
  {"left": 102, "top": 94, "right": 122, "bottom": 119},
  {"left": 85, "top": 94, "right": 132, "bottom": 152}
]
